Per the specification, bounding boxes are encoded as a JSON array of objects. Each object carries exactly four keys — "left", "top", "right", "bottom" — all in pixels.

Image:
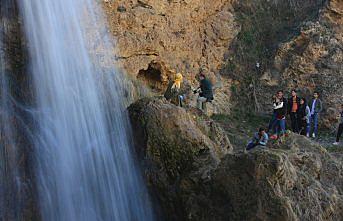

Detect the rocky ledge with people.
[{"left": 128, "top": 96, "right": 343, "bottom": 221}]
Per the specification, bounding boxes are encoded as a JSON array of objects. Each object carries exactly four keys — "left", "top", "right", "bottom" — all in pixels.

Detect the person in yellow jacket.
[{"left": 164, "top": 72, "right": 184, "bottom": 106}]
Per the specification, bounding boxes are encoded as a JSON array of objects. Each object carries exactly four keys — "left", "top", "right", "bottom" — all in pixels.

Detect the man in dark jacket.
[
  {"left": 270, "top": 90, "right": 288, "bottom": 139},
  {"left": 309, "top": 91, "right": 323, "bottom": 138},
  {"left": 195, "top": 74, "right": 213, "bottom": 113},
  {"left": 288, "top": 89, "right": 301, "bottom": 133}
]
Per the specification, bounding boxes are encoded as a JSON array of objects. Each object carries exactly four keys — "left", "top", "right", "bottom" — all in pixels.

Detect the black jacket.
[
  {"left": 287, "top": 96, "right": 301, "bottom": 114},
  {"left": 297, "top": 104, "right": 306, "bottom": 119},
  {"left": 199, "top": 79, "right": 214, "bottom": 101},
  {"left": 273, "top": 97, "right": 287, "bottom": 118}
]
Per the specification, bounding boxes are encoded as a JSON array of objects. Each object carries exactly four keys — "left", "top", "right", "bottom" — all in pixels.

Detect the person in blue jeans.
[
  {"left": 247, "top": 128, "right": 269, "bottom": 150},
  {"left": 309, "top": 91, "right": 323, "bottom": 138},
  {"left": 267, "top": 94, "right": 278, "bottom": 133},
  {"left": 270, "top": 90, "right": 287, "bottom": 139}
]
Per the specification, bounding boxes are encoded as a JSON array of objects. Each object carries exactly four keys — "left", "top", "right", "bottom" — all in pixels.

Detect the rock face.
[
  {"left": 211, "top": 135, "right": 343, "bottom": 221},
  {"left": 104, "top": 0, "right": 237, "bottom": 79},
  {"left": 128, "top": 97, "right": 232, "bottom": 220},
  {"left": 103, "top": 0, "right": 237, "bottom": 113},
  {"left": 268, "top": 0, "right": 343, "bottom": 128},
  {"left": 103, "top": 0, "right": 343, "bottom": 126},
  {"left": 128, "top": 98, "right": 343, "bottom": 221}
]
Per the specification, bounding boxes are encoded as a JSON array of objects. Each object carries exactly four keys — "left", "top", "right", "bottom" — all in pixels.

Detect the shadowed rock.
[{"left": 129, "top": 98, "right": 343, "bottom": 220}]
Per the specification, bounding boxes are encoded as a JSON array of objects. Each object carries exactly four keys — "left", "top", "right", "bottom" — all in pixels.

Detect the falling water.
[
  {"left": 0, "top": 1, "right": 18, "bottom": 219},
  {"left": 0, "top": 1, "right": 32, "bottom": 219},
  {"left": 16, "top": 0, "right": 155, "bottom": 220}
]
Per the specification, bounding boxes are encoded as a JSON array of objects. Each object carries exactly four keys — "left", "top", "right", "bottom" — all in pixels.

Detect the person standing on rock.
[
  {"left": 194, "top": 73, "right": 214, "bottom": 113},
  {"left": 267, "top": 94, "right": 278, "bottom": 134},
  {"left": 164, "top": 72, "right": 184, "bottom": 106},
  {"left": 309, "top": 91, "right": 323, "bottom": 138},
  {"left": 270, "top": 90, "right": 287, "bottom": 139},
  {"left": 333, "top": 104, "right": 343, "bottom": 145},
  {"left": 246, "top": 127, "right": 269, "bottom": 150},
  {"left": 297, "top": 98, "right": 311, "bottom": 136},
  {"left": 288, "top": 89, "right": 300, "bottom": 133}
]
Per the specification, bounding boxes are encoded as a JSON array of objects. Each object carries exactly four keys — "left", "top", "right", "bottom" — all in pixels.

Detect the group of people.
[
  {"left": 268, "top": 90, "right": 322, "bottom": 139},
  {"left": 163, "top": 72, "right": 342, "bottom": 151},
  {"left": 164, "top": 72, "right": 214, "bottom": 113},
  {"left": 247, "top": 90, "right": 343, "bottom": 150}
]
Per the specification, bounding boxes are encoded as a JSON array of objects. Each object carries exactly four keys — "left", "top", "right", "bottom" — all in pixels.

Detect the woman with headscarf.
[{"left": 164, "top": 72, "right": 184, "bottom": 106}]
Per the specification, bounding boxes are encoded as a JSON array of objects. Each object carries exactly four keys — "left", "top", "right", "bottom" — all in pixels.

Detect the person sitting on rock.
[
  {"left": 164, "top": 72, "right": 184, "bottom": 106},
  {"left": 333, "top": 104, "right": 343, "bottom": 146},
  {"left": 246, "top": 127, "right": 269, "bottom": 151},
  {"left": 309, "top": 91, "right": 323, "bottom": 138},
  {"left": 270, "top": 90, "right": 287, "bottom": 140},
  {"left": 297, "top": 98, "right": 311, "bottom": 137},
  {"left": 194, "top": 73, "right": 214, "bottom": 113}
]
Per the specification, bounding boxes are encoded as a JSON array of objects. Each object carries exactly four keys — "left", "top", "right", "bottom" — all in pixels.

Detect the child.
[
  {"left": 297, "top": 98, "right": 311, "bottom": 136},
  {"left": 246, "top": 128, "right": 269, "bottom": 151},
  {"left": 333, "top": 104, "right": 343, "bottom": 145}
]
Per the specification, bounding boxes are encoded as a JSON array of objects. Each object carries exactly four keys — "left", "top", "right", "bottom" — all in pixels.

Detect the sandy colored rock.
[{"left": 103, "top": 0, "right": 238, "bottom": 113}]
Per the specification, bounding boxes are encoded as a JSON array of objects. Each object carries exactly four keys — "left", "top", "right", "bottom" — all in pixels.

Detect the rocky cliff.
[
  {"left": 128, "top": 97, "right": 343, "bottom": 221},
  {"left": 103, "top": 0, "right": 342, "bottom": 125}
]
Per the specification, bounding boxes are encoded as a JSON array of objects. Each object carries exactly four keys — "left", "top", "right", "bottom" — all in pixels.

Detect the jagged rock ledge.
[{"left": 128, "top": 97, "right": 343, "bottom": 221}]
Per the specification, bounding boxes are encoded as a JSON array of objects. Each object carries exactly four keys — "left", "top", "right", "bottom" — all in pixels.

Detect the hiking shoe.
[
  {"left": 312, "top": 133, "right": 316, "bottom": 138},
  {"left": 333, "top": 142, "right": 339, "bottom": 146},
  {"left": 306, "top": 133, "right": 310, "bottom": 137}
]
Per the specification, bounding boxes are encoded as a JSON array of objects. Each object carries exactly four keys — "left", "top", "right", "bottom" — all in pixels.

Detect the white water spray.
[{"left": 17, "top": 0, "right": 155, "bottom": 220}]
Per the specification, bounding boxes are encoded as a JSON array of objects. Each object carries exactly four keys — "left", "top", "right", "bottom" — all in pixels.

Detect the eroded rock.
[
  {"left": 128, "top": 98, "right": 343, "bottom": 220},
  {"left": 128, "top": 97, "right": 232, "bottom": 220}
]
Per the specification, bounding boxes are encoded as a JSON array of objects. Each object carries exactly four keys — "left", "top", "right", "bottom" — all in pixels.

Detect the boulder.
[
  {"left": 128, "top": 98, "right": 343, "bottom": 220},
  {"left": 128, "top": 97, "right": 232, "bottom": 220}
]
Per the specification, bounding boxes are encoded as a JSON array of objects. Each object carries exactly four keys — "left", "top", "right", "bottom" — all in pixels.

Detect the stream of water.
[{"left": 15, "top": 0, "right": 155, "bottom": 220}]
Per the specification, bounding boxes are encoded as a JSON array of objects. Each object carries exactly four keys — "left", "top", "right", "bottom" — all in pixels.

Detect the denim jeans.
[
  {"left": 310, "top": 113, "right": 319, "bottom": 136},
  {"left": 268, "top": 112, "right": 277, "bottom": 133},
  {"left": 246, "top": 142, "right": 258, "bottom": 150},
  {"left": 246, "top": 142, "right": 266, "bottom": 150},
  {"left": 275, "top": 118, "right": 286, "bottom": 135}
]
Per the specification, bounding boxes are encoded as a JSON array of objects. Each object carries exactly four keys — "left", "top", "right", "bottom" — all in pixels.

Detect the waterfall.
[
  {"left": 16, "top": 0, "right": 155, "bottom": 220},
  {"left": 0, "top": 1, "right": 18, "bottom": 219},
  {"left": 0, "top": 1, "right": 32, "bottom": 219}
]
